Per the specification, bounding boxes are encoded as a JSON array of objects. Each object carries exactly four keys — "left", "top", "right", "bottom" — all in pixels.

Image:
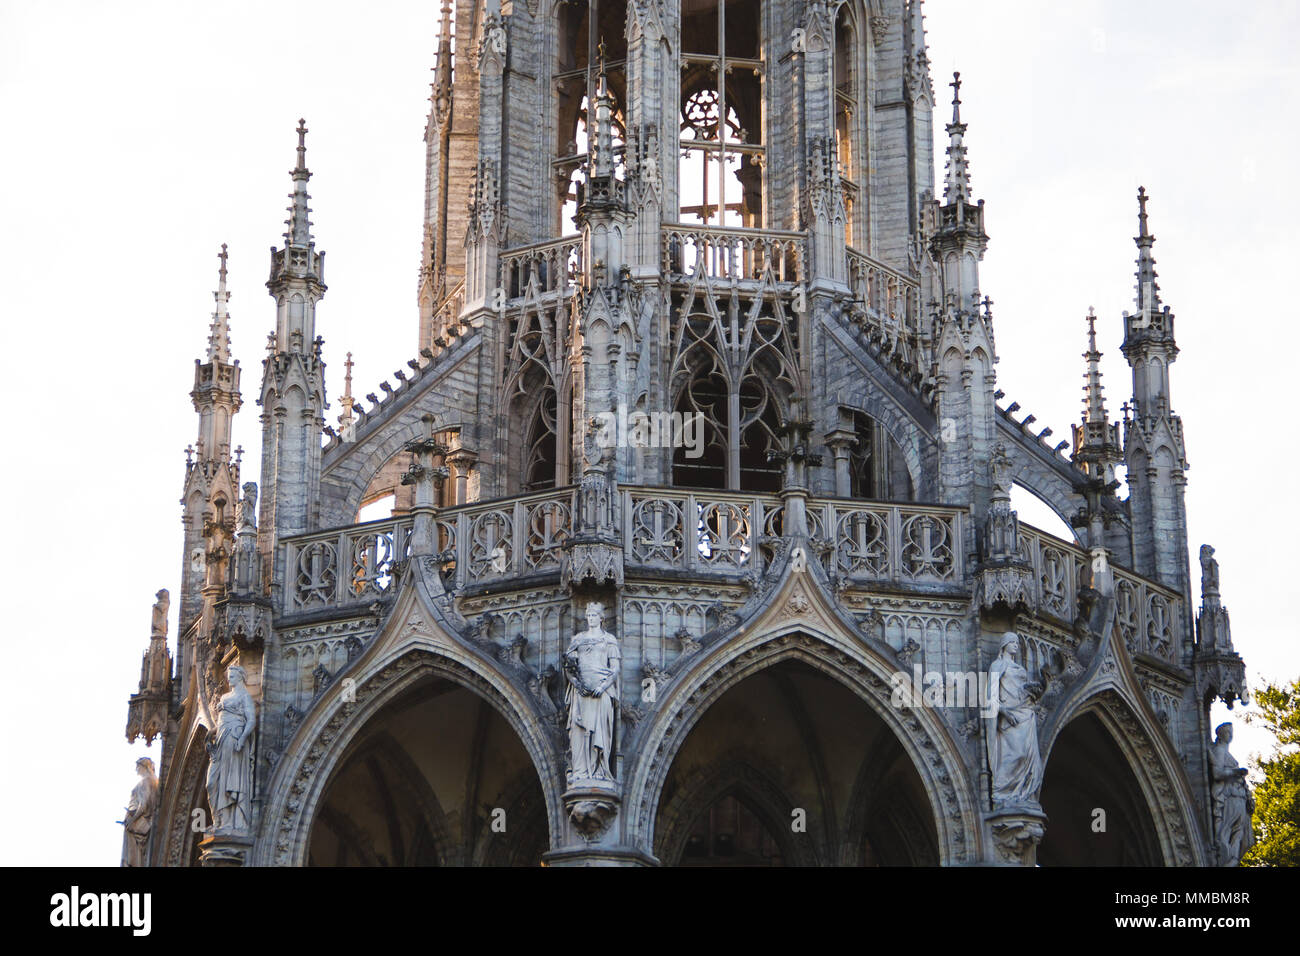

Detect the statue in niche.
[
  {"left": 986, "top": 632, "right": 1043, "bottom": 807},
  {"left": 150, "top": 589, "right": 169, "bottom": 638},
  {"left": 1208, "top": 722, "right": 1255, "bottom": 866},
  {"left": 120, "top": 757, "right": 158, "bottom": 867},
  {"left": 564, "top": 602, "right": 620, "bottom": 784},
  {"left": 205, "top": 664, "right": 257, "bottom": 833}
]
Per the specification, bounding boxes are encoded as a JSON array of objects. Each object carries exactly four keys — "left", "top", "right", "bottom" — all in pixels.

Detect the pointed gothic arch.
[
  {"left": 1037, "top": 685, "right": 1202, "bottom": 866},
  {"left": 255, "top": 577, "right": 569, "bottom": 866},
  {"left": 624, "top": 617, "right": 978, "bottom": 865},
  {"left": 654, "top": 754, "right": 815, "bottom": 865},
  {"left": 159, "top": 723, "right": 210, "bottom": 867}
]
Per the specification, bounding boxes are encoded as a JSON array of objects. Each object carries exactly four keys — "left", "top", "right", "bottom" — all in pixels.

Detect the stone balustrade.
[
  {"left": 661, "top": 224, "right": 805, "bottom": 283},
  {"left": 281, "top": 488, "right": 1179, "bottom": 667}
]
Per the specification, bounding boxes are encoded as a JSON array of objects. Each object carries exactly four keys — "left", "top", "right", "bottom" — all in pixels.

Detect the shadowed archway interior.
[
  {"left": 306, "top": 677, "right": 548, "bottom": 866},
  {"left": 1037, "top": 711, "right": 1163, "bottom": 866},
  {"left": 653, "top": 658, "right": 939, "bottom": 865}
]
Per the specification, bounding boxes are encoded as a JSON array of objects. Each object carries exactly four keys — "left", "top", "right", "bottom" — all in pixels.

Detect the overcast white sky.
[{"left": 0, "top": 1, "right": 1295, "bottom": 867}]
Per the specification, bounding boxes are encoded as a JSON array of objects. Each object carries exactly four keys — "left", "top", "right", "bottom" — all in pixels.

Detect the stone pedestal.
[
  {"left": 198, "top": 831, "right": 254, "bottom": 867},
  {"left": 985, "top": 807, "right": 1048, "bottom": 866},
  {"left": 548, "top": 783, "right": 640, "bottom": 865}
]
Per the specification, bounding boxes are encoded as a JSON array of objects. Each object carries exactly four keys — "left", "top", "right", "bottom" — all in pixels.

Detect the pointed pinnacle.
[
  {"left": 208, "top": 243, "right": 232, "bottom": 364},
  {"left": 285, "top": 120, "right": 314, "bottom": 248},
  {"left": 1133, "top": 186, "right": 1160, "bottom": 313},
  {"left": 1082, "top": 307, "right": 1107, "bottom": 425},
  {"left": 950, "top": 71, "right": 962, "bottom": 127}
]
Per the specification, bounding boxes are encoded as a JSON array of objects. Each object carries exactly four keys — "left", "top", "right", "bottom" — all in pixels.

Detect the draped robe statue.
[
  {"left": 986, "top": 632, "right": 1043, "bottom": 807},
  {"left": 206, "top": 664, "right": 256, "bottom": 832},
  {"left": 120, "top": 757, "right": 158, "bottom": 867},
  {"left": 564, "top": 603, "right": 620, "bottom": 784},
  {"left": 1209, "top": 722, "right": 1255, "bottom": 866}
]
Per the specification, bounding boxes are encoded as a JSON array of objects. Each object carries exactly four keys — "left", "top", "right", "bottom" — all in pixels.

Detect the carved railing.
[
  {"left": 284, "top": 517, "right": 415, "bottom": 613},
  {"left": 282, "top": 488, "right": 577, "bottom": 613},
  {"left": 500, "top": 236, "right": 582, "bottom": 299},
  {"left": 845, "top": 246, "right": 923, "bottom": 353},
  {"left": 282, "top": 488, "right": 1178, "bottom": 654},
  {"left": 809, "top": 498, "right": 966, "bottom": 587},
  {"left": 662, "top": 224, "right": 805, "bottom": 283},
  {"left": 624, "top": 488, "right": 775, "bottom": 575},
  {"left": 624, "top": 489, "right": 966, "bottom": 588},
  {"left": 1016, "top": 522, "right": 1181, "bottom": 665}
]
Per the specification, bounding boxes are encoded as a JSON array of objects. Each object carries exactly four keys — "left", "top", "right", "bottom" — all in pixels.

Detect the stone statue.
[
  {"left": 1208, "top": 722, "right": 1255, "bottom": 866},
  {"left": 564, "top": 602, "right": 620, "bottom": 784},
  {"left": 205, "top": 664, "right": 257, "bottom": 832},
  {"left": 238, "top": 482, "right": 259, "bottom": 533},
  {"left": 1200, "top": 544, "right": 1219, "bottom": 594},
  {"left": 986, "top": 632, "right": 1043, "bottom": 807},
  {"left": 120, "top": 757, "right": 158, "bottom": 867},
  {"left": 150, "top": 589, "right": 169, "bottom": 638}
]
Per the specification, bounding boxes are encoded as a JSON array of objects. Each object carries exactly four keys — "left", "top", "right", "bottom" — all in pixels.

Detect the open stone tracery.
[{"left": 125, "top": 0, "right": 1245, "bottom": 868}]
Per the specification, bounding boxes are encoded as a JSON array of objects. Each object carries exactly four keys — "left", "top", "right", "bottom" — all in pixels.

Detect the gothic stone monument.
[{"left": 124, "top": 0, "right": 1248, "bottom": 867}]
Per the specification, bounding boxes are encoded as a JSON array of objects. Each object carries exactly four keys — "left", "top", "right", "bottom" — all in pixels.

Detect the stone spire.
[
  {"left": 191, "top": 244, "right": 243, "bottom": 463},
  {"left": 591, "top": 41, "right": 615, "bottom": 182},
  {"left": 943, "top": 72, "right": 971, "bottom": 205},
  {"left": 285, "top": 119, "right": 314, "bottom": 249},
  {"left": 267, "top": 119, "right": 327, "bottom": 351},
  {"left": 1119, "top": 186, "right": 1188, "bottom": 593},
  {"left": 418, "top": 1, "right": 457, "bottom": 350},
  {"left": 906, "top": 0, "right": 934, "bottom": 102},
  {"left": 338, "top": 350, "right": 356, "bottom": 429},
  {"left": 1082, "top": 307, "right": 1109, "bottom": 427},
  {"left": 261, "top": 120, "right": 328, "bottom": 549},
  {"left": 1134, "top": 185, "right": 1160, "bottom": 315},
  {"left": 1071, "top": 308, "right": 1123, "bottom": 533},
  {"left": 1121, "top": 187, "right": 1180, "bottom": 423},
  {"left": 180, "top": 246, "right": 243, "bottom": 634},
  {"left": 923, "top": 71, "right": 994, "bottom": 519},
  {"left": 208, "top": 243, "right": 232, "bottom": 364},
  {"left": 422, "top": 1, "right": 454, "bottom": 289}
]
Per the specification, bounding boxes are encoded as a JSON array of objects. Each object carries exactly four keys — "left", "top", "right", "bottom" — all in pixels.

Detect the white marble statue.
[
  {"left": 205, "top": 664, "right": 256, "bottom": 832},
  {"left": 564, "top": 602, "right": 621, "bottom": 784},
  {"left": 120, "top": 757, "right": 159, "bottom": 867},
  {"left": 1209, "top": 722, "right": 1255, "bottom": 866},
  {"left": 986, "top": 632, "right": 1043, "bottom": 807}
]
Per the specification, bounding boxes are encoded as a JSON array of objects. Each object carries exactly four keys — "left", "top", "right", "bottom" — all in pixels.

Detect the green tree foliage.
[{"left": 1241, "top": 679, "right": 1300, "bottom": 866}]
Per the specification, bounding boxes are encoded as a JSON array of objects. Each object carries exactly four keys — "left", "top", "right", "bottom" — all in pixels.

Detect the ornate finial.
[
  {"left": 1082, "top": 306, "right": 1107, "bottom": 425},
  {"left": 285, "top": 120, "right": 314, "bottom": 248},
  {"left": 208, "top": 243, "right": 233, "bottom": 364},
  {"left": 942, "top": 71, "right": 971, "bottom": 204},
  {"left": 1133, "top": 186, "right": 1160, "bottom": 314},
  {"left": 339, "top": 351, "right": 356, "bottom": 427}
]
